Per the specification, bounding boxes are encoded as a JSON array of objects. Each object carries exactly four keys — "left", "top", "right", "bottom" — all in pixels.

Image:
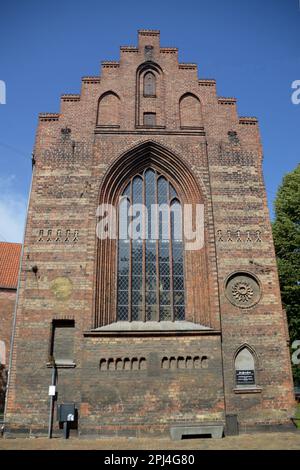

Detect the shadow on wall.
[{"left": 0, "top": 365, "right": 7, "bottom": 414}]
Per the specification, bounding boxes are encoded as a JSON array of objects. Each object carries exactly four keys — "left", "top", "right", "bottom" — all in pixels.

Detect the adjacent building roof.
[{"left": 0, "top": 242, "right": 22, "bottom": 289}]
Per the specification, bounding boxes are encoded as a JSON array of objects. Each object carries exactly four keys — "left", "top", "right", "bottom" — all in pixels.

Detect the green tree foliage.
[{"left": 272, "top": 163, "right": 300, "bottom": 384}]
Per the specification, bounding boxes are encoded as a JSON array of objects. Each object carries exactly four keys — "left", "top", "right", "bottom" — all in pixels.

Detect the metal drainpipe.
[{"left": 48, "top": 363, "right": 57, "bottom": 439}]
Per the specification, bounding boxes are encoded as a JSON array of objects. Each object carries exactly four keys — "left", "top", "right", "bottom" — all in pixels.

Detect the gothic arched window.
[
  {"left": 235, "top": 347, "right": 256, "bottom": 386},
  {"left": 117, "top": 169, "right": 185, "bottom": 322},
  {"left": 143, "top": 72, "right": 156, "bottom": 96}
]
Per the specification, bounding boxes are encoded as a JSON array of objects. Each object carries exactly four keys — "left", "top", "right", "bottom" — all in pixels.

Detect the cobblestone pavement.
[{"left": 0, "top": 432, "right": 300, "bottom": 450}]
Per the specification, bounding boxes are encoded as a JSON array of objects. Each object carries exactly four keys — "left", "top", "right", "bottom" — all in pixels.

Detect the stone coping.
[{"left": 84, "top": 321, "right": 221, "bottom": 337}]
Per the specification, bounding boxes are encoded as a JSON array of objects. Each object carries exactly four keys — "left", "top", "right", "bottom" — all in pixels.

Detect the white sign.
[{"left": 48, "top": 385, "right": 56, "bottom": 396}]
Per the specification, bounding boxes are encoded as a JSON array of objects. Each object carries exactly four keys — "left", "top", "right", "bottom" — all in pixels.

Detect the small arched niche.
[
  {"left": 94, "top": 141, "right": 211, "bottom": 329},
  {"left": 179, "top": 93, "right": 203, "bottom": 128},
  {"left": 234, "top": 346, "right": 256, "bottom": 387},
  {"left": 97, "top": 91, "right": 120, "bottom": 127}
]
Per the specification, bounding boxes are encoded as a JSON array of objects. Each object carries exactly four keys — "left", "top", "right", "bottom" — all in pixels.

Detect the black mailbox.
[{"left": 57, "top": 403, "right": 75, "bottom": 422}]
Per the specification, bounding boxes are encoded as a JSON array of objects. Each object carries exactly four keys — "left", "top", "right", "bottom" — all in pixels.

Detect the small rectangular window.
[
  {"left": 50, "top": 320, "right": 75, "bottom": 364},
  {"left": 143, "top": 112, "right": 156, "bottom": 127}
]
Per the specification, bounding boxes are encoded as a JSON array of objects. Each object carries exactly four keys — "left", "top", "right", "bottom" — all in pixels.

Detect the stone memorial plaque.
[{"left": 236, "top": 369, "right": 255, "bottom": 385}]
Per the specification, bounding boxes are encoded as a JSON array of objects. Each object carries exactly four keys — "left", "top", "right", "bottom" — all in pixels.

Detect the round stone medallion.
[
  {"left": 225, "top": 272, "right": 261, "bottom": 308},
  {"left": 50, "top": 277, "right": 73, "bottom": 301}
]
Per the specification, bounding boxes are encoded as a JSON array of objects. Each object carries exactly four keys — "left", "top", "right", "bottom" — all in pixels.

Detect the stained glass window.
[{"left": 117, "top": 169, "right": 185, "bottom": 322}]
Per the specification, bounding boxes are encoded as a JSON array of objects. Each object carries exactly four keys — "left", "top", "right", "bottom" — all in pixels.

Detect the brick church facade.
[{"left": 4, "top": 30, "right": 295, "bottom": 437}]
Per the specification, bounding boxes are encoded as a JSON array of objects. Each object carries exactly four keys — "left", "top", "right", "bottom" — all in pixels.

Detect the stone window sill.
[
  {"left": 234, "top": 386, "right": 262, "bottom": 394},
  {"left": 95, "top": 125, "right": 120, "bottom": 129},
  {"left": 46, "top": 360, "right": 76, "bottom": 369}
]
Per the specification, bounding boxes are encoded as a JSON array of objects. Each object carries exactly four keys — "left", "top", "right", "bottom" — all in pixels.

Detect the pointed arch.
[
  {"left": 179, "top": 92, "right": 203, "bottom": 128},
  {"left": 93, "top": 141, "right": 212, "bottom": 328},
  {"left": 98, "top": 140, "right": 205, "bottom": 206},
  {"left": 97, "top": 91, "right": 120, "bottom": 126}
]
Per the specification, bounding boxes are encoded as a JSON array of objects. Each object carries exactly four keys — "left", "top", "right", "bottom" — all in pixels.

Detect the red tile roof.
[{"left": 0, "top": 242, "right": 22, "bottom": 289}]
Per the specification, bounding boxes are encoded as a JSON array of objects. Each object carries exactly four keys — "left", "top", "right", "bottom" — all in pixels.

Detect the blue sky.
[{"left": 0, "top": 0, "right": 299, "bottom": 242}]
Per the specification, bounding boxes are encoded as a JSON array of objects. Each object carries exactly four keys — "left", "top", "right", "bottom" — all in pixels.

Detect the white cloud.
[{"left": 0, "top": 175, "right": 27, "bottom": 243}]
